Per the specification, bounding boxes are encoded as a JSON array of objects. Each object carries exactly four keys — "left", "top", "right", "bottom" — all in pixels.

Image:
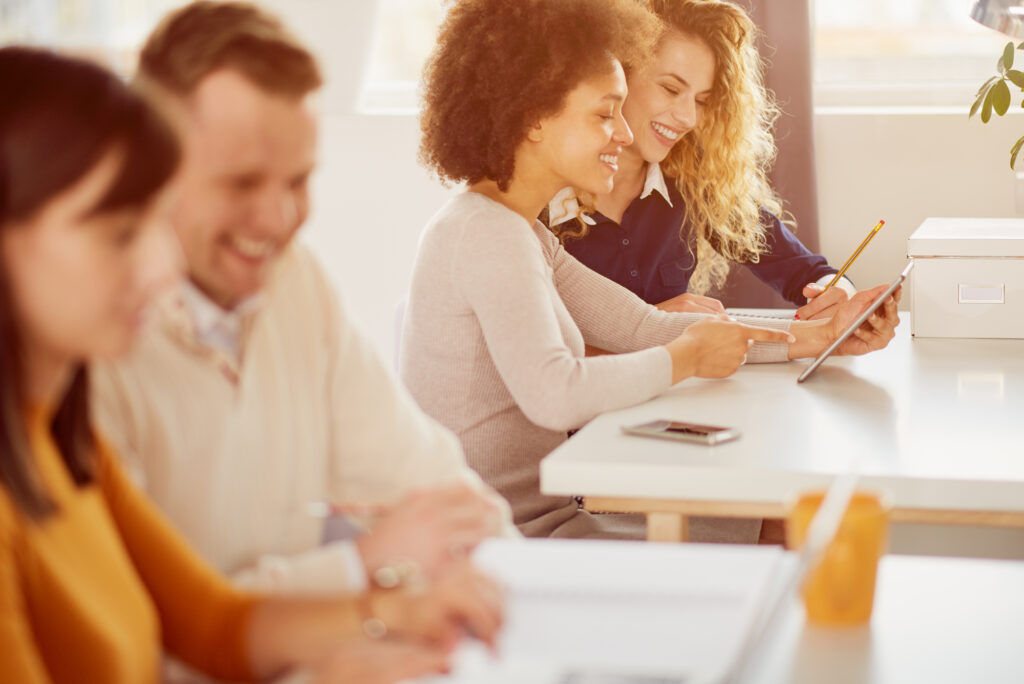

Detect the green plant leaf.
[
  {"left": 993, "top": 79, "right": 1012, "bottom": 115},
  {"left": 1009, "top": 70, "right": 1024, "bottom": 90},
  {"left": 977, "top": 75, "right": 1000, "bottom": 96},
  {"left": 970, "top": 92, "right": 985, "bottom": 118},
  {"left": 1010, "top": 135, "right": 1024, "bottom": 169},
  {"left": 1003, "top": 42, "right": 1015, "bottom": 71},
  {"left": 1018, "top": 41, "right": 1024, "bottom": 50},
  {"left": 982, "top": 85, "right": 995, "bottom": 122}
]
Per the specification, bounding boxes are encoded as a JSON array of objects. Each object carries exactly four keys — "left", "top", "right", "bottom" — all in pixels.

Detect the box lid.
[{"left": 908, "top": 217, "right": 1024, "bottom": 257}]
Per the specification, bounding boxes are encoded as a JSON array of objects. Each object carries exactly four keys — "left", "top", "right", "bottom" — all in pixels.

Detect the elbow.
[{"left": 516, "top": 388, "right": 592, "bottom": 432}]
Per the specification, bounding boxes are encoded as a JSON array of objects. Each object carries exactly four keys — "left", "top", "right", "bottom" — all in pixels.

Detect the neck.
[
  {"left": 595, "top": 146, "right": 648, "bottom": 221},
  {"left": 617, "top": 144, "right": 647, "bottom": 189},
  {"left": 468, "top": 175, "right": 560, "bottom": 226},
  {"left": 22, "top": 344, "right": 74, "bottom": 409}
]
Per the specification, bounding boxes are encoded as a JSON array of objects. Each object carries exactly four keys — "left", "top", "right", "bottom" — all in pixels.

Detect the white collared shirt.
[
  {"left": 548, "top": 163, "right": 674, "bottom": 228},
  {"left": 179, "top": 280, "right": 262, "bottom": 362}
]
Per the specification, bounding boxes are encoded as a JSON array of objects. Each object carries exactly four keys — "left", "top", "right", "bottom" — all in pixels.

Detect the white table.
[
  {"left": 427, "top": 540, "right": 1024, "bottom": 684},
  {"left": 754, "top": 554, "right": 1024, "bottom": 684},
  {"left": 541, "top": 318, "right": 1024, "bottom": 541}
]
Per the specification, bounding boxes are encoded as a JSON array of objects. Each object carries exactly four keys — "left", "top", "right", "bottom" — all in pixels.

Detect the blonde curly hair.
[{"left": 650, "top": 0, "right": 788, "bottom": 295}]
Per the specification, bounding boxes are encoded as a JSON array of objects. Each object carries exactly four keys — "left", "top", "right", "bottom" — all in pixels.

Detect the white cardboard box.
[{"left": 908, "top": 217, "right": 1024, "bottom": 339}]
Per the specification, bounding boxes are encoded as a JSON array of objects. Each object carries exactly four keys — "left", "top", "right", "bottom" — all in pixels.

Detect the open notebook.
[{"left": 420, "top": 472, "right": 858, "bottom": 684}]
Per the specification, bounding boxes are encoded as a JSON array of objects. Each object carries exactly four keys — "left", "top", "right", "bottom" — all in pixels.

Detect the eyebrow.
[
  {"left": 601, "top": 93, "right": 625, "bottom": 102},
  {"left": 662, "top": 73, "right": 713, "bottom": 95}
]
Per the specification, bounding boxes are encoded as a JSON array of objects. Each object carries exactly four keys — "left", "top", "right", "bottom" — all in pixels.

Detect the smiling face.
[
  {"left": 171, "top": 69, "right": 317, "bottom": 310},
  {"left": 2, "top": 150, "right": 182, "bottom": 364},
  {"left": 532, "top": 58, "right": 634, "bottom": 196},
  {"left": 622, "top": 31, "right": 716, "bottom": 165}
]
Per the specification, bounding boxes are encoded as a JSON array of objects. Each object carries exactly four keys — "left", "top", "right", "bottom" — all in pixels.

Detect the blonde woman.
[
  {"left": 401, "top": 0, "right": 900, "bottom": 540},
  {"left": 550, "top": 0, "right": 855, "bottom": 321}
]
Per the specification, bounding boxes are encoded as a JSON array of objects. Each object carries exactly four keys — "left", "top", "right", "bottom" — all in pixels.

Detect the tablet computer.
[{"left": 796, "top": 261, "right": 913, "bottom": 383}]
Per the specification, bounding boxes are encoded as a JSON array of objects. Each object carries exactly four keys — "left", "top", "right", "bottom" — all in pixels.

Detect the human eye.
[{"left": 661, "top": 83, "right": 680, "bottom": 96}]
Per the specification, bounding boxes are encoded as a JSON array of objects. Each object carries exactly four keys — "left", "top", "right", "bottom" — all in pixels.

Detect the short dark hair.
[
  {"left": 419, "top": 0, "right": 662, "bottom": 191},
  {"left": 138, "top": 1, "right": 322, "bottom": 99},
  {"left": 0, "top": 47, "right": 181, "bottom": 520}
]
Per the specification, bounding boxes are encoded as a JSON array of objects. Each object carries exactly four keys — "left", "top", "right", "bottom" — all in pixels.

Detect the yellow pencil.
[{"left": 823, "top": 220, "right": 885, "bottom": 292}]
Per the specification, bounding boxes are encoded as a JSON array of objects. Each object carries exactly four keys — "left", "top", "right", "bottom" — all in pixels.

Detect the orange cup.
[{"left": 786, "top": 490, "right": 890, "bottom": 626}]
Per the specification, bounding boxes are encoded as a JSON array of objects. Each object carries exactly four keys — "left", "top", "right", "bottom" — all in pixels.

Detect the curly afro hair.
[{"left": 420, "top": 0, "right": 662, "bottom": 191}]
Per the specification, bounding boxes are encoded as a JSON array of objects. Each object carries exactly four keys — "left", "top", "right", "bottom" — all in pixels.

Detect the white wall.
[
  {"left": 815, "top": 107, "right": 1024, "bottom": 294},
  {"left": 302, "top": 108, "right": 1024, "bottom": 364}
]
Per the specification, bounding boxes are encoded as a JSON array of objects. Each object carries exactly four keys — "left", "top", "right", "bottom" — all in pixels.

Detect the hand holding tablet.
[{"left": 797, "top": 262, "right": 912, "bottom": 383}]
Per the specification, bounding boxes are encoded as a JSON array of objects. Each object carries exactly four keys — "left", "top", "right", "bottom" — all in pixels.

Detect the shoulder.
[
  {"left": 427, "top": 192, "right": 541, "bottom": 262},
  {"left": 425, "top": 192, "right": 528, "bottom": 240}
]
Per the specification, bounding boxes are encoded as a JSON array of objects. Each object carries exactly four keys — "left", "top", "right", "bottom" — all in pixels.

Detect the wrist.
[
  {"left": 357, "top": 537, "right": 428, "bottom": 592},
  {"left": 665, "top": 338, "right": 696, "bottom": 384},
  {"left": 786, "top": 319, "right": 831, "bottom": 360},
  {"left": 358, "top": 591, "right": 389, "bottom": 640}
]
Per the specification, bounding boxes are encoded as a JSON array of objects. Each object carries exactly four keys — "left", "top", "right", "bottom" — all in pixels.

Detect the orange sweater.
[{"left": 0, "top": 406, "right": 259, "bottom": 683}]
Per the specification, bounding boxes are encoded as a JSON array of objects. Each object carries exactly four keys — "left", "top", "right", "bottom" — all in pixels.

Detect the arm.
[
  {"left": 0, "top": 501, "right": 51, "bottom": 683},
  {"left": 546, "top": 231, "right": 791, "bottom": 363},
  {"left": 91, "top": 357, "right": 393, "bottom": 595},
  {"left": 745, "top": 211, "right": 839, "bottom": 306},
  {"left": 95, "top": 442, "right": 501, "bottom": 680},
  {"left": 451, "top": 213, "right": 677, "bottom": 432}
]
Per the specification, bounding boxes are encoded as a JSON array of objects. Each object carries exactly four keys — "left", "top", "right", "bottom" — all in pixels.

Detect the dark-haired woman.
[
  {"left": 0, "top": 47, "right": 499, "bottom": 684},
  {"left": 400, "top": 0, "right": 900, "bottom": 539}
]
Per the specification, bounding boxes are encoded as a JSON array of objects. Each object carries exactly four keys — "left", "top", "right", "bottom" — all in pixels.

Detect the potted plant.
[{"left": 972, "top": 40, "right": 1024, "bottom": 167}]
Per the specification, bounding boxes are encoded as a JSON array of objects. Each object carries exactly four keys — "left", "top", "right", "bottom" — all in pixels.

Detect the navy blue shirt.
[{"left": 561, "top": 178, "right": 836, "bottom": 307}]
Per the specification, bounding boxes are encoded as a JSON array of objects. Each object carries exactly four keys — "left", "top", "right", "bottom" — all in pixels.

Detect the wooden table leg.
[{"left": 646, "top": 512, "right": 689, "bottom": 542}]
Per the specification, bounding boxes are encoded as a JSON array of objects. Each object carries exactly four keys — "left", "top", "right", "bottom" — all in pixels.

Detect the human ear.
[{"left": 525, "top": 120, "right": 544, "bottom": 143}]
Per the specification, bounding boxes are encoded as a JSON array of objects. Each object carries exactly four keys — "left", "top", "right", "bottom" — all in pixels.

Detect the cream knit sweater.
[{"left": 401, "top": 192, "right": 789, "bottom": 537}]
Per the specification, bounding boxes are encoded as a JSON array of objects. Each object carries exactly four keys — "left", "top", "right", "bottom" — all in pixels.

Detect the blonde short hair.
[{"left": 138, "top": 1, "right": 321, "bottom": 98}]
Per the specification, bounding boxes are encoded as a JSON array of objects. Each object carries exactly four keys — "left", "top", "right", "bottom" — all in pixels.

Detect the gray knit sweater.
[{"left": 400, "top": 192, "right": 789, "bottom": 537}]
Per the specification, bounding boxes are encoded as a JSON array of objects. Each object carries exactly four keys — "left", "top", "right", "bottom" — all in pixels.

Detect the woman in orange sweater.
[{"left": 0, "top": 48, "right": 501, "bottom": 684}]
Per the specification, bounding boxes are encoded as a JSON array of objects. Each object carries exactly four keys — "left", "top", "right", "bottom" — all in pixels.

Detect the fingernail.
[{"left": 793, "top": 313, "right": 800, "bottom": 320}]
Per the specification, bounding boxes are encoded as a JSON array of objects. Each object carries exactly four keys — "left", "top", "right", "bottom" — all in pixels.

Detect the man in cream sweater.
[{"left": 91, "top": 2, "right": 512, "bottom": 601}]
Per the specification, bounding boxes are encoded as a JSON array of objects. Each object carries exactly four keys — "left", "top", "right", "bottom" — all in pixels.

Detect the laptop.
[{"left": 427, "top": 471, "right": 860, "bottom": 684}]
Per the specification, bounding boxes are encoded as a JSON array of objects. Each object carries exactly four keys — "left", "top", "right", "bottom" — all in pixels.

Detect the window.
[
  {"left": 813, "top": 0, "right": 1012, "bottom": 107},
  {"left": 363, "top": 0, "right": 442, "bottom": 111},
  {"left": 0, "top": 0, "right": 183, "bottom": 76}
]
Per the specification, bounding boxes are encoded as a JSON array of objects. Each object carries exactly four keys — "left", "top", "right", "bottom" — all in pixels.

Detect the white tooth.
[
  {"left": 231, "top": 236, "right": 272, "bottom": 258},
  {"left": 652, "top": 122, "right": 679, "bottom": 140}
]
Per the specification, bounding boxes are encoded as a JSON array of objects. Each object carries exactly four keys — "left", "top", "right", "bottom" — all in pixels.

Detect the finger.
[
  {"left": 452, "top": 575, "right": 504, "bottom": 648},
  {"left": 802, "top": 282, "right": 824, "bottom": 298},
  {"left": 798, "top": 287, "right": 847, "bottom": 320},
  {"left": 330, "top": 501, "right": 394, "bottom": 518},
  {"left": 367, "top": 642, "right": 451, "bottom": 682},
  {"left": 739, "top": 325, "right": 797, "bottom": 344},
  {"left": 695, "top": 295, "right": 726, "bottom": 313}
]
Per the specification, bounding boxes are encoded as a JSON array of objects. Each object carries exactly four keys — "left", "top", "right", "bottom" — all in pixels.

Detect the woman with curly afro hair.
[
  {"left": 551, "top": 0, "right": 859, "bottom": 322},
  {"left": 401, "top": 0, "right": 900, "bottom": 539}
]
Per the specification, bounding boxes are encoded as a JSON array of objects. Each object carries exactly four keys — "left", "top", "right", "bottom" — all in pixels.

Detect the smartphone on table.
[{"left": 620, "top": 419, "right": 740, "bottom": 445}]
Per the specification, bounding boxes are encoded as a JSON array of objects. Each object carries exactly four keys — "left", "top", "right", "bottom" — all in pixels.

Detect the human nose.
[
  {"left": 613, "top": 108, "right": 634, "bottom": 147},
  {"left": 672, "top": 96, "right": 697, "bottom": 130},
  {"left": 251, "top": 187, "right": 299, "bottom": 237}
]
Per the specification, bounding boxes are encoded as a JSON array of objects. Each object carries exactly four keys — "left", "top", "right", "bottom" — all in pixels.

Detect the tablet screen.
[{"left": 796, "top": 261, "right": 913, "bottom": 383}]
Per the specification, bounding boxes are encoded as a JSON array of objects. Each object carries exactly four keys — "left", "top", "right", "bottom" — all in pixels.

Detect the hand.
[
  {"left": 352, "top": 483, "right": 502, "bottom": 581},
  {"left": 311, "top": 638, "right": 451, "bottom": 684},
  {"left": 796, "top": 282, "right": 850, "bottom": 320},
  {"left": 827, "top": 283, "right": 902, "bottom": 356},
  {"left": 656, "top": 292, "right": 726, "bottom": 315},
  {"left": 373, "top": 560, "right": 504, "bottom": 651},
  {"left": 665, "top": 315, "right": 795, "bottom": 383}
]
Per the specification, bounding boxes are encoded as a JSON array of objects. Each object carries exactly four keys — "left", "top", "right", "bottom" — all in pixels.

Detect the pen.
[{"left": 822, "top": 220, "right": 885, "bottom": 293}]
